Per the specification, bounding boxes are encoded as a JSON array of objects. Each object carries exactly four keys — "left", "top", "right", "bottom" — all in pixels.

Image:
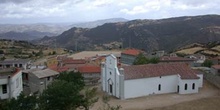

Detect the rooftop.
[
  {"left": 122, "top": 48, "right": 142, "bottom": 56},
  {"left": 123, "top": 63, "right": 199, "bottom": 80},
  {"left": 48, "top": 65, "right": 69, "bottom": 73},
  {"left": 212, "top": 65, "right": 220, "bottom": 70},
  {"left": 78, "top": 66, "right": 101, "bottom": 73},
  {"left": 0, "top": 59, "right": 31, "bottom": 64},
  {"left": 160, "top": 56, "right": 195, "bottom": 62},
  {"left": 62, "top": 59, "right": 87, "bottom": 64},
  {"left": 0, "top": 68, "right": 21, "bottom": 77},
  {"left": 69, "top": 51, "right": 121, "bottom": 59},
  {"left": 32, "top": 68, "right": 59, "bottom": 78}
]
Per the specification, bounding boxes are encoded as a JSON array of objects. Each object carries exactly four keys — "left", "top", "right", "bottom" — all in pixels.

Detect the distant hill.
[
  {"left": 0, "top": 24, "right": 71, "bottom": 35},
  {"left": 70, "top": 18, "right": 128, "bottom": 28},
  {"left": 0, "top": 31, "right": 56, "bottom": 41},
  {"left": 175, "top": 41, "right": 220, "bottom": 56},
  {"left": 35, "top": 15, "right": 220, "bottom": 52},
  {"left": 0, "top": 39, "right": 67, "bottom": 59}
]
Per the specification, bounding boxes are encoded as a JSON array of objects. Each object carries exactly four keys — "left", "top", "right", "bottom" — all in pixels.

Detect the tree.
[
  {"left": 57, "top": 71, "right": 85, "bottom": 89},
  {"left": 81, "top": 87, "right": 99, "bottom": 110},
  {"left": 39, "top": 71, "right": 98, "bottom": 110},
  {"left": 1, "top": 93, "right": 38, "bottom": 110},
  {"left": 133, "top": 53, "right": 159, "bottom": 65},
  {"left": 52, "top": 51, "right": 56, "bottom": 55},
  {"left": 38, "top": 80, "right": 83, "bottom": 110},
  {"left": 0, "top": 56, "right": 6, "bottom": 61},
  {"left": 202, "top": 60, "right": 213, "bottom": 68},
  {"left": 0, "top": 50, "right": 4, "bottom": 54},
  {"left": 133, "top": 53, "right": 148, "bottom": 65},
  {"left": 148, "top": 57, "right": 159, "bottom": 64}
]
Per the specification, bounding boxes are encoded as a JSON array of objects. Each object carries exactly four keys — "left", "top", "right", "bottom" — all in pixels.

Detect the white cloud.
[{"left": 0, "top": 0, "right": 220, "bottom": 23}]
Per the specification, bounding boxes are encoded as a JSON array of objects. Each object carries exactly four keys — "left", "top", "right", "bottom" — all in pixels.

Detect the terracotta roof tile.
[
  {"left": 123, "top": 63, "right": 199, "bottom": 80},
  {"left": 212, "top": 65, "right": 220, "bottom": 70},
  {"left": 122, "top": 49, "right": 142, "bottom": 56},
  {"left": 78, "top": 66, "right": 101, "bottom": 73},
  {"left": 160, "top": 56, "right": 195, "bottom": 62},
  {"left": 48, "top": 65, "right": 69, "bottom": 72},
  {"left": 63, "top": 59, "right": 86, "bottom": 64}
]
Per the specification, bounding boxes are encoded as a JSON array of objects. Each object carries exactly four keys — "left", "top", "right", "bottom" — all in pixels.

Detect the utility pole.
[{"left": 75, "top": 40, "right": 78, "bottom": 52}]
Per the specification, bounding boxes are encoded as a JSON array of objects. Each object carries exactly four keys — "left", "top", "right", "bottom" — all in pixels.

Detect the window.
[
  {"left": 2, "top": 84, "right": 7, "bottom": 94},
  {"left": 109, "top": 84, "right": 113, "bottom": 94},
  {"left": 158, "top": 84, "right": 161, "bottom": 91},
  {"left": 47, "top": 77, "right": 50, "bottom": 81},
  {"left": 185, "top": 83, "right": 188, "bottom": 90},
  {"left": 19, "top": 64, "right": 22, "bottom": 67},
  {"left": 110, "top": 72, "right": 112, "bottom": 75},
  {"left": 192, "top": 83, "right": 195, "bottom": 90},
  {"left": 14, "top": 64, "right": 18, "bottom": 67}
]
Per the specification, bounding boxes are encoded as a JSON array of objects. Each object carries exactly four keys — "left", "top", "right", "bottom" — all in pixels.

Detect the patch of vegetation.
[{"left": 133, "top": 53, "right": 159, "bottom": 65}]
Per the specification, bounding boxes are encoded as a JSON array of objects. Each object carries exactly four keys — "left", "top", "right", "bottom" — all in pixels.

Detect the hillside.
[
  {"left": 0, "top": 39, "right": 67, "bottom": 59},
  {"left": 175, "top": 41, "right": 220, "bottom": 56},
  {"left": 70, "top": 18, "right": 128, "bottom": 28},
  {"left": 0, "top": 31, "right": 56, "bottom": 41},
  {"left": 35, "top": 15, "right": 220, "bottom": 52}
]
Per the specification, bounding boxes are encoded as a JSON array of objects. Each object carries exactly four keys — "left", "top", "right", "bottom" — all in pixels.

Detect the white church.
[{"left": 101, "top": 54, "right": 203, "bottom": 99}]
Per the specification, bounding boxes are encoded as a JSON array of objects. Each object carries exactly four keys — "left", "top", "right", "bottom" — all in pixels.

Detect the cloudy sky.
[{"left": 0, "top": 0, "right": 220, "bottom": 24}]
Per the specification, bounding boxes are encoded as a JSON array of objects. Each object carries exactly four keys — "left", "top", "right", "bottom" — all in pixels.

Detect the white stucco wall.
[
  {"left": 0, "top": 71, "right": 23, "bottom": 99},
  {"left": 124, "top": 75, "right": 178, "bottom": 99},
  {"left": 197, "top": 74, "right": 203, "bottom": 88},
  {"left": 178, "top": 78, "right": 199, "bottom": 94}
]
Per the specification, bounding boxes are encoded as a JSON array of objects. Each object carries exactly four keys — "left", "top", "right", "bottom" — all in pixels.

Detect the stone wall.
[{"left": 204, "top": 72, "right": 220, "bottom": 88}]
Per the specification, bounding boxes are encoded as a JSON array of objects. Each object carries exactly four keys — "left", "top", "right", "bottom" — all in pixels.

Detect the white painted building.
[
  {"left": 0, "top": 68, "right": 23, "bottom": 99},
  {"left": 0, "top": 59, "right": 31, "bottom": 70},
  {"left": 101, "top": 54, "right": 203, "bottom": 99}
]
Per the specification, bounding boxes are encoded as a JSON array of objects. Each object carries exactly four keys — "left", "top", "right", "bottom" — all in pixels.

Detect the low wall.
[{"left": 204, "top": 72, "right": 220, "bottom": 88}]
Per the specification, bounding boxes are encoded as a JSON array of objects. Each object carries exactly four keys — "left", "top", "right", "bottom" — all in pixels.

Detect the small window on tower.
[{"left": 110, "top": 72, "right": 112, "bottom": 75}]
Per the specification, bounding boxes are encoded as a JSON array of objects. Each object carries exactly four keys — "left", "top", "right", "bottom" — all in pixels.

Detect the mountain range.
[
  {"left": 0, "top": 18, "right": 128, "bottom": 41},
  {"left": 35, "top": 14, "right": 220, "bottom": 52}
]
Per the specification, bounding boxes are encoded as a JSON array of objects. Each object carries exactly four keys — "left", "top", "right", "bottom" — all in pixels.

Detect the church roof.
[{"left": 123, "top": 63, "right": 199, "bottom": 80}]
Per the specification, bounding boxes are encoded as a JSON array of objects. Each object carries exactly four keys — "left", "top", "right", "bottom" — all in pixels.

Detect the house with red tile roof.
[
  {"left": 211, "top": 65, "right": 220, "bottom": 76},
  {"left": 78, "top": 66, "right": 101, "bottom": 85},
  {"left": 101, "top": 54, "right": 203, "bottom": 99},
  {"left": 160, "top": 56, "right": 195, "bottom": 66},
  {"left": 185, "top": 54, "right": 206, "bottom": 67},
  {"left": 121, "top": 48, "right": 143, "bottom": 65}
]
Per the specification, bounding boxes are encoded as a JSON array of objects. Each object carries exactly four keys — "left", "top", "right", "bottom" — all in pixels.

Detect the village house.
[
  {"left": 147, "top": 50, "right": 165, "bottom": 58},
  {"left": 61, "top": 59, "right": 87, "bottom": 70},
  {"left": 211, "top": 65, "right": 220, "bottom": 76},
  {"left": 46, "top": 55, "right": 58, "bottom": 67},
  {"left": 185, "top": 54, "right": 206, "bottom": 67},
  {"left": 160, "top": 56, "right": 195, "bottom": 66},
  {"left": 0, "top": 59, "right": 31, "bottom": 70},
  {"left": 77, "top": 65, "right": 101, "bottom": 85},
  {"left": 210, "top": 56, "right": 220, "bottom": 65},
  {"left": 121, "top": 48, "right": 143, "bottom": 65},
  {"left": 28, "top": 68, "right": 59, "bottom": 94},
  {"left": 101, "top": 54, "right": 203, "bottom": 99},
  {"left": 0, "top": 68, "right": 23, "bottom": 99}
]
